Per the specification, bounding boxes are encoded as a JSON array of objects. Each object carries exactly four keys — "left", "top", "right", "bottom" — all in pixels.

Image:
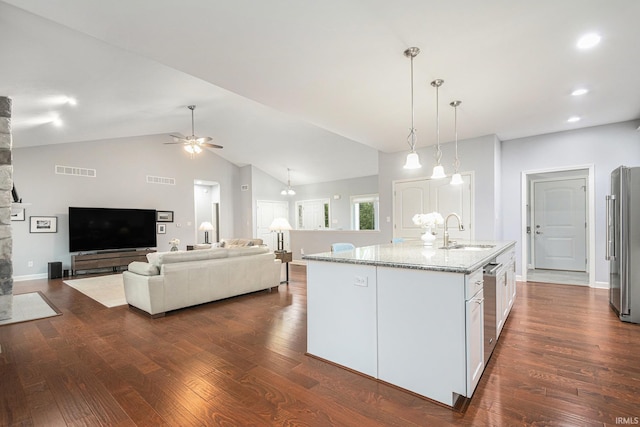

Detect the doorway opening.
[
  {"left": 521, "top": 165, "right": 595, "bottom": 286},
  {"left": 194, "top": 180, "right": 220, "bottom": 244}
]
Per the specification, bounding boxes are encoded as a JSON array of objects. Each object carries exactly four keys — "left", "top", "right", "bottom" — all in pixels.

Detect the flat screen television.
[{"left": 69, "top": 207, "right": 157, "bottom": 253}]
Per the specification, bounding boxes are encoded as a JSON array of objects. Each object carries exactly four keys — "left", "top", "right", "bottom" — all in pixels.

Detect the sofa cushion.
[
  {"left": 192, "top": 244, "right": 212, "bottom": 250},
  {"left": 220, "top": 238, "right": 264, "bottom": 248},
  {"left": 147, "top": 248, "right": 228, "bottom": 267},
  {"left": 226, "top": 246, "right": 271, "bottom": 258},
  {"left": 128, "top": 261, "right": 160, "bottom": 276}
]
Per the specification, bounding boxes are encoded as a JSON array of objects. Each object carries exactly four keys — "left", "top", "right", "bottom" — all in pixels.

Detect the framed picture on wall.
[
  {"left": 156, "top": 211, "right": 174, "bottom": 222},
  {"left": 157, "top": 223, "right": 166, "bottom": 234},
  {"left": 11, "top": 209, "right": 25, "bottom": 221},
  {"left": 30, "top": 216, "right": 57, "bottom": 233}
]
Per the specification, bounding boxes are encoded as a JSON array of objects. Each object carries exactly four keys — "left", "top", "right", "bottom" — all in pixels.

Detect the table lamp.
[
  {"left": 199, "top": 221, "right": 215, "bottom": 244},
  {"left": 269, "top": 217, "right": 292, "bottom": 252}
]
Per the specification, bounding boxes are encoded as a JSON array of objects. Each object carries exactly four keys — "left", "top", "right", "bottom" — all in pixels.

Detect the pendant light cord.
[
  {"left": 407, "top": 53, "right": 417, "bottom": 151},
  {"left": 434, "top": 83, "right": 442, "bottom": 165},
  {"left": 453, "top": 103, "right": 459, "bottom": 172}
]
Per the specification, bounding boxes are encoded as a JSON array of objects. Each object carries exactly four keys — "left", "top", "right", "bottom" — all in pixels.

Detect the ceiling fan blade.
[
  {"left": 169, "top": 133, "right": 186, "bottom": 139},
  {"left": 195, "top": 136, "right": 213, "bottom": 144},
  {"left": 201, "top": 142, "right": 223, "bottom": 149}
]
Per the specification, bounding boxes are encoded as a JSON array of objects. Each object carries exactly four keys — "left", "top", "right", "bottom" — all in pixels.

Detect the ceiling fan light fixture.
[{"left": 168, "top": 105, "right": 223, "bottom": 155}]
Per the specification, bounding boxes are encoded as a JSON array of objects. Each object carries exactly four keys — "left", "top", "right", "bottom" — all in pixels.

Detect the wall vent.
[
  {"left": 146, "top": 175, "right": 176, "bottom": 186},
  {"left": 55, "top": 165, "right": 97, "bottom": 177}
]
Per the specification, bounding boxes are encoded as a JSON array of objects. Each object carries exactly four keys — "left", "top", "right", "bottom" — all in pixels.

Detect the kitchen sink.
[{"left": 440, "top": 244, "right": 496, "bottom": 251}]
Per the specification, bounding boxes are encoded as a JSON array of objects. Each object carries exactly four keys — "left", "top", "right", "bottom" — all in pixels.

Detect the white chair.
[{"left": 331, "top": 243, "right": 355, "bottom": 253}]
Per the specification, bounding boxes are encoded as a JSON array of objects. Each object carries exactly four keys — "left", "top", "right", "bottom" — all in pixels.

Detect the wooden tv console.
[{"left": 71, "top": 249, "right": 155, "bottom": 276}]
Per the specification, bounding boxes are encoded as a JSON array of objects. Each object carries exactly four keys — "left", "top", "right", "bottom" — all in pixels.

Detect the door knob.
[{"left": 535, "top": 231, "right": 543, "bottom": 234}]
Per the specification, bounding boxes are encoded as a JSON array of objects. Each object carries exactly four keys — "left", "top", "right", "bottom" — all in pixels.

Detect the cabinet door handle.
[{"left": 475, "top": 298, "right": 484, "bottom": 305}]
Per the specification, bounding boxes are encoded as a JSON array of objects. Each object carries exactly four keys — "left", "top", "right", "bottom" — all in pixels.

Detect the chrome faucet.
[{"left": 443, "top": 213, "right": 465, "bottom": 247}]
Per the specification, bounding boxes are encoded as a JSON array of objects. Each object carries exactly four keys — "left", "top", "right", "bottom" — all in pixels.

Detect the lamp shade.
[
  {"left": 403, "top": 152, "right": 422, "bottom": 169},
  {"left": 431, "top": 164, "right": 446, "bottom": 179},
  {"left": 450, "top": 173, "right": 464, "bottom": 185},
  {"left": 199, "top": 221, "right": 214, "bottom": 231},
  {"left": 269, "top": 217, "right": 292, "bottom": 231}
]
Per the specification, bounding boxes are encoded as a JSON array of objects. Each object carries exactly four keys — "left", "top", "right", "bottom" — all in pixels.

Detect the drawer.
[
  {"left": 465, "top": 268, "right": 484, "bottom": 299},
  {"left": 496, "top": 247, "right": 515, "bottom": 266}
]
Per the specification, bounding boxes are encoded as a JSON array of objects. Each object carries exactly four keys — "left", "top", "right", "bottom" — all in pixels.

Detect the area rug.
[
  {"left": 63, "top": 274, "right": 126, "bottom": 308},
  {"left": 0, "top": 292, "right": 62, "bottom": 326}
]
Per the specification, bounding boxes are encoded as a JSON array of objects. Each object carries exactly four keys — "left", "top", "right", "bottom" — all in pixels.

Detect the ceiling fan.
[{"left": 166, "top": 105, "right": 223, "bottom": 155}]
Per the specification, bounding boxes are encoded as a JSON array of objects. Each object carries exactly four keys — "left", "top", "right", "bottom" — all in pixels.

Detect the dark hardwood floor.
[{"left": 1, "top": 265, "right": 639, "bottom": 426}]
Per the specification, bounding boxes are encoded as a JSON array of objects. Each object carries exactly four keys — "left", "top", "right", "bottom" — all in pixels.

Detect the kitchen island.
[{"left": 303, "top": 239, "right": 516, "bottom": 408}]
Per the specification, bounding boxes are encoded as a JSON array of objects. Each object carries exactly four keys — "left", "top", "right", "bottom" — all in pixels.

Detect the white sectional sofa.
[{"left": 122, "top": 245, "right": 281, "bottom": 317}]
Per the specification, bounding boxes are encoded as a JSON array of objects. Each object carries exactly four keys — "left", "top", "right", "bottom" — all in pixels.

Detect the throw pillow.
[{"left": 128, "top": 261, "right": 160, "bottom": 276}]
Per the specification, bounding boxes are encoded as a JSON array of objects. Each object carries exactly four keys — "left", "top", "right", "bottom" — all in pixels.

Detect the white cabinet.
[
  {"left": 306, "top": 261, "right": 378, "bottom": 377},
  {"left": 307, "top": 260, "right": 493, "bottom": 407},
  {"left": 377, "top": 267, "right": 467, "bottom": 406},
  {"left": 496, "top": 248, "right": 516, "bottom": 338},
  {"left": 506, "top": 256, "right": 516, "bottom": 312},
  {"left": 466, "top": 288, "right": 484, "bottom": 396}
]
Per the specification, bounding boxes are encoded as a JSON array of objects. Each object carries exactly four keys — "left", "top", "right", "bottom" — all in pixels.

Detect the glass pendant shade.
[
  {"left": 404, "top": 151, "right": 422, "bottom": 169},
  {"left": 281, "top": 168, "right": 296, "bottom": 196},
  {"left": 449, "top": 100, "right": 463, "bottom": 185},
  {"left": 431, "top": 164, "right": 446, "bottom": 179},
  {"left": 403, "top": 47, "right": 422, "bottom": 170},
  {"left": 450, "top": 173, "right": 464, "bottom": 185}
]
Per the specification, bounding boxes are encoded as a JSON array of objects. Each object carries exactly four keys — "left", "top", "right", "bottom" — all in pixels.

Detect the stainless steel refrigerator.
[{"left": 606, "top": 166, "right": 640, "bottom": 324}]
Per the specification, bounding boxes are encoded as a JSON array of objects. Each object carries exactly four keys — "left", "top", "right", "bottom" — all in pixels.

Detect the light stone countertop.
[{"left": 302, "top": 240, "right": 516, "bottom": 274}]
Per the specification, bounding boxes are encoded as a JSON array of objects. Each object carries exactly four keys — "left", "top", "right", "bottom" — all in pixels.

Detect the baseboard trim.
[
  {"left": 13, "top": 273, "right": 49, "bottom": 282},
  {"left": 592, "top": 281, "right": 610, "bottom": 289}
]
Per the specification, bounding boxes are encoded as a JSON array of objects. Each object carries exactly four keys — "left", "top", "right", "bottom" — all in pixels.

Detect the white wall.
[
  {"left": 501, "top": 120, "right": 640, "bottom": 283},
  {"left": 12, "top": 134, "right": 241, "bottom": 278},
  {"left": 378, "top": 134, "right": 501, "bottom": 243},
  {"left": 292, "top": 175, "right": 378, "bottom": 230},
  {"left": 291, "top": 230, "right": 383, "bottom": 261}
]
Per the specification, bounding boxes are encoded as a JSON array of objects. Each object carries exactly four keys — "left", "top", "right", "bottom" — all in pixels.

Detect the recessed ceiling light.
[
  {"left": 567, "top": 116, "right": 581, "bottom": 123},
  {"left": 577, "top": 33, "right": 601, "bottom": 49},
  {"left": 52, "top": 118, "right": 63, "bottom": 127},
  {"left": 571, "top": 88, "right": 589, "bottom": 96}
]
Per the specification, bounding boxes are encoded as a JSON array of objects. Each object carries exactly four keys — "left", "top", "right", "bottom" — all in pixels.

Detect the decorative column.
[{"left": 0, "top": 96, "right": 13, "bottom": 320}]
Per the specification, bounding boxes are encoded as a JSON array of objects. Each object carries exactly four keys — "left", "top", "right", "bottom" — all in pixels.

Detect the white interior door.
[
  {"left": 393, "top": 180, "right": 430, "bottom": 239},
  {"left": 256, "top": 200, "right": 289, "bottom": 251},
  {"left": 296, "top": 199, "right": 329, "bottom": 230},
  {"left": 533, "top": 178, "right": 587, "bottom": 271},
  {"left": 429, "top": 175, "right": 472, "bottom": 241},
  {"left": 393, "top": 174, "right": 473, "bottom": 241}
]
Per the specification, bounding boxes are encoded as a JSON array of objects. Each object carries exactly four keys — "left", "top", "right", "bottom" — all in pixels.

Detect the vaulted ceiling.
[{"left": 1, "top": 1, "right": 639, "bottom": 185}]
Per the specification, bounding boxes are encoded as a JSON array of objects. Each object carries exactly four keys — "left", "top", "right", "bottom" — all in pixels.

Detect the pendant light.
[
  {"left": 281, "top": 168, "right": 296, "bottom": 196},
  {"left": 430, "top": 79, "right": 446, "bottom": 179},
  {"left": 449, "top": 100, "right": 464, "bottom": 185},
  {"left": 403, "top": 47, "right": 422, "bottom": 169}
]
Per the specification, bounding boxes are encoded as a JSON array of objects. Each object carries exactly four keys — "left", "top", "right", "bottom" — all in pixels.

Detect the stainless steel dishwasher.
[{"left": 483, "top": 262, "right": 502, "bottom": 364}]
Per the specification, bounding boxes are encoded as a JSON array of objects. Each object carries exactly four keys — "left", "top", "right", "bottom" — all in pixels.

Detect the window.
[{"left": 351, "top": 194, "right": 379, "bottom": 230}]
